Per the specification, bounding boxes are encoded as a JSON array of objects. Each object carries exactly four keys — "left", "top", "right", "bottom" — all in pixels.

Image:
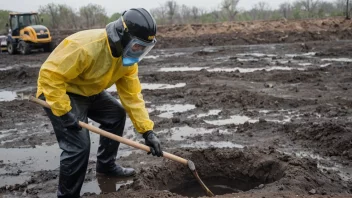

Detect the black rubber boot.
[{"left": 96, "top": 164, "right": 136, "bottom": 177}]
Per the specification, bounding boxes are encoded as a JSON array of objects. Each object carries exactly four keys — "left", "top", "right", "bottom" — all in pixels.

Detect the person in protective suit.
[{"left": 36, "top": 8, "right": 162, "bottom": 198}]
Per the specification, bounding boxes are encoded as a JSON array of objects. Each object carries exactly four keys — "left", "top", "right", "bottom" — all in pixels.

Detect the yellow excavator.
[{"left": 6, "top": 12, "right": 54, "bottom": 55}]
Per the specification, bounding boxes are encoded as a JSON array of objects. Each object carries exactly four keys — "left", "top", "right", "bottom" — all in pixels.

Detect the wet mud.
[
  {"left": 1, "top": 20, "right": 352, "bottom": 198},
  {"left": 99, "top": 148, "right": 349, "bottom": 198}
]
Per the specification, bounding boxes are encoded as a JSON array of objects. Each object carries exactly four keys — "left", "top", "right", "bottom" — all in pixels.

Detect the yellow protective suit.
[{"left": 36, "top": 29, "right": 153, "bottom": 133}]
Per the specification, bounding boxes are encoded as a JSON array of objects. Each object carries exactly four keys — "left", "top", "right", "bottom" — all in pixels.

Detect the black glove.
[
  {"left": 143, "top": 131, "right": 163, "bottom": 157},
  {"left": 60, "top": 111, "right": 82, "bottom": 131}
]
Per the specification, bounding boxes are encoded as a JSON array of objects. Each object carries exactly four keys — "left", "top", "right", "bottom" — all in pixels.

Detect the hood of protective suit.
[{"left": 106, "top": 19, "right": 124, "bottom": 57}]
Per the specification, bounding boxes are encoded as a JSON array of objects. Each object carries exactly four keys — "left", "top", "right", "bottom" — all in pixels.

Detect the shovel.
[{"left": 29, "top": 96, "right": 214, "bottom": 197}]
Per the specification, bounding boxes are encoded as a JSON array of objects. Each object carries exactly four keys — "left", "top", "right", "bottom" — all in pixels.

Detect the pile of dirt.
[
  {"left": 51, "top": 17, "right": 352, "bottom": 49},
  {"left": 85, "top": 148, "right": 351, "bottom": 198},
  {"left": 157, "top": 18, "right": 352, "bottom": 38}
]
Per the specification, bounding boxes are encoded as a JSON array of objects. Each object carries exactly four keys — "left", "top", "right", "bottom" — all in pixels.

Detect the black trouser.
[{"left": 40, "top": 91, "right": 126, "bottom": 198}]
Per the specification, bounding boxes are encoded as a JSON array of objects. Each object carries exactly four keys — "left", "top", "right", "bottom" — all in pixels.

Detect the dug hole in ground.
[{"left": 0, "top": 17, "right": 352, "bottom": 198}]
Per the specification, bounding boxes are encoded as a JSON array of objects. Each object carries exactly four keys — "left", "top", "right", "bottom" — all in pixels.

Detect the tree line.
[
  {"left": 0, "top": 3, "right": 121, "bottom": 33},
  {"left": 151, "top": 0, "right": 352, "bottom": 24},
  {"left": 0, "top": 0, "right": 351, "bottom": 33}
]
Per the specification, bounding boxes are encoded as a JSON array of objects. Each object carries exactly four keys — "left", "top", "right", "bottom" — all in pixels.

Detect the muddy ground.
[{"left": 1, "top": 19, "right": 352, "bottom": 198}]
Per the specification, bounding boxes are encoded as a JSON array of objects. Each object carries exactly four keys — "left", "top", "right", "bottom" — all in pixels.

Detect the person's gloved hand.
[
  {"left": 143, "top": 130, "right": 163, "bottom": 157},
  {"left": 60, "top": 111, "right": 82, "bottom": 131}
]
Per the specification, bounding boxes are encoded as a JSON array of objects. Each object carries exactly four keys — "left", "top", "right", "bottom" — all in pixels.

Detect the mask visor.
[{"left": 123, "top": 37, "right": 156, "bottom": 66}]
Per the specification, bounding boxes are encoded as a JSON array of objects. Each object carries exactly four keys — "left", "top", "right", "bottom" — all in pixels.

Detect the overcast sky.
[{"left": 0, "top": 0, "right": 336, "bottom": 16}]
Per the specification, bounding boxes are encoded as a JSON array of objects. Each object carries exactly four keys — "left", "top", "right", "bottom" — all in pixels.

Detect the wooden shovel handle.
[{"left": 29, "top": 96, "right": 188, "bottom": 165}]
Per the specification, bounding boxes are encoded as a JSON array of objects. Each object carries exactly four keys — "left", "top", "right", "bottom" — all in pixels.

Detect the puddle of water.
[
  {"left": 295, "top": 151, "right": 324, "bottom": 160},
  {"left": 0, "top": 91, "right": 18, "bottom": 101},
  {"left": 207, "top": 66, "right": 305, "bottom": 73},
  {"left": 204, "top": 115, "right": 258, "bottom": 126},
  {"left": 0, "top": 66, "right": 14, "bottom": 71},
  {"left": 142, "top": 83, "right": 186, "bottom": 90},
  {"left": 180, "top": 141, "right": 244, "bottom": 149},
  {"left": 162, "top": 52, "right": 186, "bottom": 57},
  {"left": 265, "top": 116, "right": 292, "bottom": 123},
  {"left": 81, "top": 177, "right": 133, "bottom": 195},
  {"left": 154, "top": 104, "right": 196, "bottom": 118},
  {"left": 259, "top": 110, "right": 270, "bottom": 114},
  {"left": 0, "top": 174, "right": 31, "bottom": 187},
  {"left": 298, "top": 63, "right": 312, "bottom": 66},
  {"left": 277, "top": 60, "right": 289, "bottom": 64},
  {"left": 321, "top": 58, "right": 352, "bottom": 62},
  {"left": 144, "top": 55, "right": 159, "bottom": 59},
  {"left": 188, "top": 110, "right": 221, "bottom": 118},
  {"left": 237, "top": 58, "right": 259, "bottom": 62},
  {"left": 237, "top": 53, "right": 276, "bottom": 58},
  {"left": 320, "top": 63, "right": 331, "bottom": 67},
  {"left": 285, "top": 52, "right": 316, "bottom": 57},
  {"left": 0, "top": 64, "right": 41, "bottom": 71},
  {"left": 159, "top": 66, "right": 306, "bottom": 73},
  {"left": 0, "top": 87, "right": 35, "bottom": 101},
  {"left": 107, "top": 83, "right": 186, "bottom": 92},
  {"left": 0, "top": 120, "right": 136, "bottom": 172},
  {"left": 159, "top": 126, "right": 213, "bottom": 141},
  {"left": 0, "top": 129, "right": 17, "bottom": 139},
  {"left": 0, "top": 144, "right": 60, "bottom": 172},
  {"left": 214, "top": 56, "right": 230, "bottom": 61},
  {"left": 256, "top": 109, "right": 299, "bottom": 123},
  {"left": 202, "top": 47, "right": 220, "bottom": 53},
  {"left": 158, "top": 67, "right": 209, "bottom": 72}
]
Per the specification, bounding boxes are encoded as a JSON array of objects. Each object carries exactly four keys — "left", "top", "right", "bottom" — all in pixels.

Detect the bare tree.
[
  {"left": 221, "top": 0, "right": 239, "bottom": 21},
  {"left": 252, "top": 1, "right": 271, "bottom": 20},
  {"left": 39, "top": 3, "right": 60, "bottom": 28},
  {"left": 334, "top": 0, "right": 345, "bottom": 12},
  {"left": 300, "top": 0, "right": 320, "bottom": 17},
  {"left": 316, "top": 1, "right": 334, "bottom": 17},
  {"left": 334, "top": 0, "right": 350, "bottom": 18},
  {"left": 166, "top": 1, "right": 178, "bottom": 24},
  {"left": 347, "top": 0, "right": 350, "bottom": 19},
  {"left": 279, "top": 2, "right": 292, "bottom": 18},
  {"left": 150, "top": 5, "right": 168, "bottom": 25},
  {"left": 70, "top": 9, "right": 78, "bottom": 29},
  {"left": 79, "top": 6, "right": 91, "bottom": 28},
  {"left": 180, "top": 5, "right": 191, "bottom": 24},
  {"left": 191, "top": 6, "right": 200, "bottom": 23},
  {"left": 58, "top": 5, "right": 78, "bottom": 29},
  {"left": 79, "top": 4, "right": 107, "bottom": 28}
]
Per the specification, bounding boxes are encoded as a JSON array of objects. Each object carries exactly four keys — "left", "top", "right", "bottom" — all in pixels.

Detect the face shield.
[
  {"left": 121, "top": 17, "right": 157, "bottom": 66},
  {"left": 122, "top": 36, "right": 156, "bottom": 66}
]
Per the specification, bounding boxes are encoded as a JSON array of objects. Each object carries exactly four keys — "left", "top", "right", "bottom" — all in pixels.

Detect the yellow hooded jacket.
[{"left": 36, "top": 29, "right": 153, "bottom": 133}]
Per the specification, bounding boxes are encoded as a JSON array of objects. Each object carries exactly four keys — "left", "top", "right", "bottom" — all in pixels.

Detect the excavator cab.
[{"left": 7, "top": 12, "right": 54, "bottom": 55}]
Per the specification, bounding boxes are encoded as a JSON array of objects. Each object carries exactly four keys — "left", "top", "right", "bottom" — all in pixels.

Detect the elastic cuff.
[{"left": 142, "top": 130, "right": 153, "bottom": 139}]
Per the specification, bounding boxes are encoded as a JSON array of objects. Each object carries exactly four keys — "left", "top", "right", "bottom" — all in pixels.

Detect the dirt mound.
[
  {"left": 157, "top": 18, "right": 352, "bottom": 38},
  {"left": 282, "top": 121, "right": 352, "bottom": 159},
  {"left": 88, "top": 148, "right": 350, "bottom": 198},
  {"left": 50, "top": 17, "right": 352, "bottom": 49}
]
